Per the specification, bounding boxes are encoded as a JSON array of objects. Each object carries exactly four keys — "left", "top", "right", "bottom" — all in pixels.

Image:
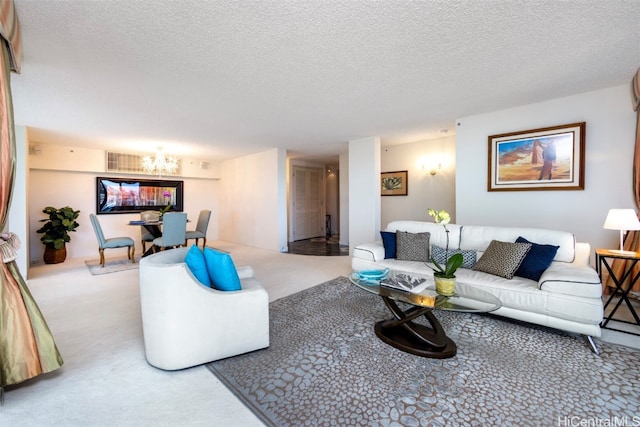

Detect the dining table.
[
  {"left": 129, "top": 217, "right": 191, "bottom": 257},
  {"left": 128, "top": 219, "right": 162, "bottom": 257}
]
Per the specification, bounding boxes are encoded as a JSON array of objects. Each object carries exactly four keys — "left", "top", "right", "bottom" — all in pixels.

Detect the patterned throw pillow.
[
  {"left": 472, "top": 240, "right": 532, "bottom": 279},
  {"left": 396, "top": 231, "right": 430, "bottom": 262},
  {"left": 430, "top": 245, "right": 477, "bottom": 269}
]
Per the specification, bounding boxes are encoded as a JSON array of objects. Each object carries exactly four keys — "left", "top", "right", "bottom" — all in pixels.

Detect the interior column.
[{"left": 348, "top": 136, "right": 381, "bottom": 254}]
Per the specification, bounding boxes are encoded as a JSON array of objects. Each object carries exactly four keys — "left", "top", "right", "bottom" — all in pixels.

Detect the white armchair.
[{"left": 139, "top": 247, "right": 269, "bottom": 370}]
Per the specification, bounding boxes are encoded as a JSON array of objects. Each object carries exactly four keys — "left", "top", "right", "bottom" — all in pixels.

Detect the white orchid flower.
[{"left": 428, "top": 209, "right": 450, "bottom": 225}]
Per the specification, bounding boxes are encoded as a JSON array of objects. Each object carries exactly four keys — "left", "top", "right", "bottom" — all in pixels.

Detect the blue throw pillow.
[
  {"left": 203, "top": 248, "right": 242, "bottom": 291},
  {"left": 431, "top": 245, "right": 477, "bottom": 269},
  {"left": 380, "top": 231, "right": 397, "bottom": 259},
  {"left": 185, "top": 245, "right": 212, "bottom": 287},
  {"left": 514, "top": 236, "right": 559, "bottom": 281}
]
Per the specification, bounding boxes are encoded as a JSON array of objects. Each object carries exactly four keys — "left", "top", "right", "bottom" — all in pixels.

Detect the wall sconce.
[{"left": 422, "top": 161, "right": 441, "bottom": 176}]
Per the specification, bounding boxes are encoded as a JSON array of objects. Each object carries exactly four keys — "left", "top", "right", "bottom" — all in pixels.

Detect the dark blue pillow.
[
  {"left": 203, "top": 248, "right": 242, "bottom": 291},
  {"left": 514, "top": 236, "right": 559, "bottom": 281},
  {"left": 185, "top": 245, "right": 212, "bottom": 287},
  {"left": 380, "top": 231, "right": 396, "bottom": 259}
]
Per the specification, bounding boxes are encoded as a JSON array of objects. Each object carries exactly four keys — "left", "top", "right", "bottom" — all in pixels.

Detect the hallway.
[{"left": 287, "top": 235, "right": 348, "bottom": 256}]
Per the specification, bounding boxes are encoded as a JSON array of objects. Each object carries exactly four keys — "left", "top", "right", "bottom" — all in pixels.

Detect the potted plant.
[
  {"left": 158, "top": 190, "right": 172, "bottom": 218},
  {"left": 36, "top": 206, "right": 80, "bottom": 264},
  {"left": 427, "top": 208, "right": 464, "bottom": 296}
]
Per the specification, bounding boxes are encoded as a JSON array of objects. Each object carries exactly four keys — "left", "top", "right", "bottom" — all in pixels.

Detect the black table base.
[{"left": 375, "top": 297, "right": 457, "bottom": 359}]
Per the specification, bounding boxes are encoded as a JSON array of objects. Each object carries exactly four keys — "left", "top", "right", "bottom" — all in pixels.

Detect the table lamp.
[{"left": 603, "top": 208, "right": 640, "bottom": 254}]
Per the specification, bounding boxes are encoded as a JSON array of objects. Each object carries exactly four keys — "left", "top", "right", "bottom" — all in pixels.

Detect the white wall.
[
  {"left": 456, "top": 84, "right": 636, "bottom": 252},
  {"left": 218, "top": 148, "right": 287, "bottom": 252},
  {"left": 348, "top": 137, "right": 381, "bottom": 252},
  {"left": 381, "top": 135, "right": 456, "bottom": 226},
  {"left": 29, "top": 170, "right": 219, "bottom": 264},
  {"left": 339, "top": 152, "right": 349, "bottom": 246},
  {"left": 24, "top": 142, "right": 219, "bottom": 267}
]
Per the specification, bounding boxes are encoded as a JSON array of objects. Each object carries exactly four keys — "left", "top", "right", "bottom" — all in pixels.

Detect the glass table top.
[{"left": 349, "top": 270, "right": 502, "bottom": 313}]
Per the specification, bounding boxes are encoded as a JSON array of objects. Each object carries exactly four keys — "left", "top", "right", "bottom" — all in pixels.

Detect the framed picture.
[
  {"left": 488, "top": 122, "right": 585, "bottom": 192},
  {"left": 381, "top": 170, "right": 408, "bottom": 196},
  {"left": 96, "top": 177, "right": 184, "bottom": 214}
]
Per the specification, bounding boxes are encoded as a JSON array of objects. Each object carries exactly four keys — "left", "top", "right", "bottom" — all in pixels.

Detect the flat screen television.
[{"left": 96, "top": 177, "right": 184, "bottom": 214}]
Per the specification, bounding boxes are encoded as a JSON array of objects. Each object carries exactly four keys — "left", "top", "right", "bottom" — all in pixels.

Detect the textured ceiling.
[{"left": 10, "top": 0, "right": 640, "bottom": 163}]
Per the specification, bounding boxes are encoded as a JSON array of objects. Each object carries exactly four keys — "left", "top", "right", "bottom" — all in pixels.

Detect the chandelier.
[{"left": 142, "top": 147, "right": 178, "bottom": 177}]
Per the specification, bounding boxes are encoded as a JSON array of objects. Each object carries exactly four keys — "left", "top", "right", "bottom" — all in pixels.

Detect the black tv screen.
[{"left": 96, "top": 177, "right": 184, "bottom": 214}]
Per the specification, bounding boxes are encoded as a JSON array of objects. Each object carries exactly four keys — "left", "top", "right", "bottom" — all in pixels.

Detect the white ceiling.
[{"left": 10, "top": 0, "right": 640, "bottom": 164}]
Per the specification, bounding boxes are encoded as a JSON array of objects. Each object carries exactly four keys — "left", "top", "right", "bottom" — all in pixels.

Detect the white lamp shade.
[{"left": 603, "top": 209, "right": 640, "bottom": 231}]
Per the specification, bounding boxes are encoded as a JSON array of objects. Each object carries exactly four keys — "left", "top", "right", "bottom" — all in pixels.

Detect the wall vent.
[{"left": 105, "top": 151, "right": 182, "bottom": 176}]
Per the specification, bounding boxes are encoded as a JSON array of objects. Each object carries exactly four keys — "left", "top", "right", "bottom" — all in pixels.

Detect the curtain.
[
  {"left": 607, "top": 67, "right": 640, "bottom": 292},
  {"left": 0, "top": 0, "right": 63, "bottom": 397}
]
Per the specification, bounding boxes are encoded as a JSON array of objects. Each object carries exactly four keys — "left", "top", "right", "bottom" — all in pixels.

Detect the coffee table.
[{"left": 349, "top": 271, "right": 502, "bottom": 359}]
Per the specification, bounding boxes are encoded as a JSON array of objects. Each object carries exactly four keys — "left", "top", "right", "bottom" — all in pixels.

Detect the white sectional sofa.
[{"left": 352, "top": 221, "right": 604, "bottom": 352}]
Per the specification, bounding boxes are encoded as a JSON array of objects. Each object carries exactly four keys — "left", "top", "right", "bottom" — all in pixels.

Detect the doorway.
[
  {"left": 290, "top": 165, "right": 326, "bottom": 241},
  {"left": 289, "top": 164, "right": 344, "bottom": 255}
]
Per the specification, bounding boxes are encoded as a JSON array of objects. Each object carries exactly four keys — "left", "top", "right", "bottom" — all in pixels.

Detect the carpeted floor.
[{"left": 208, "top": 277, "right": 640, "bottom": 427}]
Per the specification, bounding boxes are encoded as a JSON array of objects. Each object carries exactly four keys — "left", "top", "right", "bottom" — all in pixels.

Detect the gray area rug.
[
  {"left": 207, "top": 277, "right": 640, "bottom": 427},
  {"left": 84, "top": 256, "right": 140, "bottom": 275}
]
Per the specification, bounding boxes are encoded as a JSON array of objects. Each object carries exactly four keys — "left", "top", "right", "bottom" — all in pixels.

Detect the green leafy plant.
[
  {"left": 427, "top": 208, "right": 463, "bottom": 278},
  {"left": 36, "top": 206, "right": 80, "bottom": 249}
]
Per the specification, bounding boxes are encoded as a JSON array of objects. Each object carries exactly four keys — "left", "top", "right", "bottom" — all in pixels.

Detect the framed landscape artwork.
[
  {"left": 488, "top": 122, "right": 585, "bottom": 192},
  {"left": 96, "top": 177, "right": 184, "bottom": 214},
  {"left": 381, "top": 170, "right": 408, "bottom": 196}
]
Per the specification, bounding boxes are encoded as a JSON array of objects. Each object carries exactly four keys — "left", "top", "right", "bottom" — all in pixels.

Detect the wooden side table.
[{"left": 596, "top": 248, "right": 640, "bottom": 335}]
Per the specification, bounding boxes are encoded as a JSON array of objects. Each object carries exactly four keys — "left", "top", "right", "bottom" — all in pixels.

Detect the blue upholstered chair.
[
  {"left": 185, "top": 209, "right": 211, "bottom": 249},
  {"left": 140, "top": 210, "right": 160, "bottom": 253},
  {"left": 89, "top": 214, "right": 135, "bottom": 267},
  {"left": 152, "top": 212, "right": 187, "bottom": 253}
]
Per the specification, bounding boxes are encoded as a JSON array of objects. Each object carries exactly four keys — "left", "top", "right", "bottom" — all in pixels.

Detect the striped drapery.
[
  {"left": 608, "top": 67, "right": 640, "bottom": 292},
  {"left": 0, "top": 0, "right": 63, "bottom": 396},
  {"left": 0, "top": 0, "right": 21, "bottom": 73}
]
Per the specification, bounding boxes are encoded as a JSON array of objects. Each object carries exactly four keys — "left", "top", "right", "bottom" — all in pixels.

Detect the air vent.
[{"left": 106, "top": 151, "right": 182, "bottom": 176}]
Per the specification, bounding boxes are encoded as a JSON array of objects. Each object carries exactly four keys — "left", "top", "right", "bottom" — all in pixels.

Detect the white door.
[{"left": 291, "top": 166, "right": 325, "bottom": 241}]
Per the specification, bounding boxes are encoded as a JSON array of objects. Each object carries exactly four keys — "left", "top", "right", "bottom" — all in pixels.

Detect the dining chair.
[
  {"left": 89, "top": 214, "right": 135, "bottom": 267},
  {"left": 185, "top": 209, "right": 211, "bottom": 249},
  {"left": 140, "top": 210, "right": 160, "bottom": 253},
  {"left": 152, "top": 212, "right": 187, "bottom": 253}
]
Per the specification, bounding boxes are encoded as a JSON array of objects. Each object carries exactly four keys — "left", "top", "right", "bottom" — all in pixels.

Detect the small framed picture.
[
  {"left": 381, "top": 170, "right": 408, "bottom": 196},
  {"left": 488, "top": 122, "right": 585, "bottom": 191}
]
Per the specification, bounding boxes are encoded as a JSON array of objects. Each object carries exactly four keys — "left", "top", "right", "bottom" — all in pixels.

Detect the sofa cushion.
[
  {"left": 396, "top": 231, "right": 430, "bottom": 262},
  {"left": 515, "top": 236, "right": 559, "bottom": 282},
  {"left": 203, "top": 248, "right": 242, "bottom": 291},
  {"left": 386, "top": 221, "right": 462, "bottom": 250},
  {"left": 459, "top": 225, "right": 575, "bottom": 263},
  {"left": 380, "top": 231, "right": 397, "bottom": 259},
  {"left": 185, "top": 245, "right": 212, "bottom": 287},
  {"left": 472, "top": 240, "right": 532, "bottom": 279},
  {"left": 431, "top": 245, "right": 477, "bottom": 269}
]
